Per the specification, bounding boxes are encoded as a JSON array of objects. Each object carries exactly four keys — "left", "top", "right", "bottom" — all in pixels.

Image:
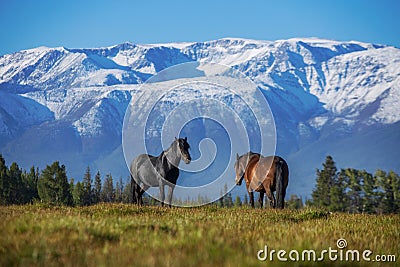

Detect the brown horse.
[{"left": 234, "top": 152, "right": 289, "bottom": 208}]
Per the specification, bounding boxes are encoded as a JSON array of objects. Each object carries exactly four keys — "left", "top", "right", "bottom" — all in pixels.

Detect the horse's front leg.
[
  {"left": 159, "top": 181, "right": 165, "bottom": 207},
  {"left": 258, "top": 192, "right": 264, "bottom": 208},
  {"left": 167, "top": 185, "right": 175, "bottom": 208}
]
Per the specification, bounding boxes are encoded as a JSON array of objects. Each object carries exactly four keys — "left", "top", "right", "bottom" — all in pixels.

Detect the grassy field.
[{"left": 0, "top": 204, "right": 399, "bottom": 266}]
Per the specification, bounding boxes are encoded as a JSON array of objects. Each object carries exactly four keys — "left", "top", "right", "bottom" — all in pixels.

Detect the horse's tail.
[
  {"left": 130, "top": 173, "right": 137, "bottom": 204},
  {"left": 275, "top": 157, "right": 285, "bottom": 209},
  {"left": 130, "top": 159, "right": 138, "bottom": 204}
]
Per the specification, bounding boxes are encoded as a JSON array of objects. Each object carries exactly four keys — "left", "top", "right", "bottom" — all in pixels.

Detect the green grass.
[{"left": 0, "top": 204, "right": 399, "bottom": 266}]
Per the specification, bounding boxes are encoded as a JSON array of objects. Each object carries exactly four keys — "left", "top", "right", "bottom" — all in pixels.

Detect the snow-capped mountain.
[{"left": 0, "top": 38, "right": 399, "bottom": 197}]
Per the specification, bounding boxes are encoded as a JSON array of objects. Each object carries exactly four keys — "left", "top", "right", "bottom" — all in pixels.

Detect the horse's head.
[
  {"left": 234, "top": 153, "right": 245, "bottom": 185},
  {"left": 177, "top": 137, "right": 191, "bottom": 164}
]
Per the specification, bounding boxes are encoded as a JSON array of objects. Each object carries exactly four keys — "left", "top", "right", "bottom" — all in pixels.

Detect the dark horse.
[
  {"left": 130, "top": 137, "right": 191, "bottom": 207},
  {"left": 234, "top": 152, "right": 289, "bottom": 208}
]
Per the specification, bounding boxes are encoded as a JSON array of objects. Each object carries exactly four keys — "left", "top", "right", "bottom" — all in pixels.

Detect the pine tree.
[
  {"left": 93, "top": 171, "right": 102, "bottom": 204},
  {"left": 69, "top": 178, "right": 75, "bottom": 203},
  {"left": 115, "top": 177, "right": 124, "bottom": 203},
  {"left": 222, "top": 184, "right": 234, "bottom": 207},
  {"left": 82, "top": 166, "right": 92, "bottom": 206},
  {"left": 329, "top": 170, "right": 347, "bottom": 212},
  {"left": 7, "top": 162, "right": 23, "bottom": 204},
  {"left": 22, "top": 166, "right": 39, "bottom": 203},
  {"left": 122, "top": 178, "right": 132, "bottom": 203},
  {"left": 224, "top": 193, "right": 234, "bottom": 207},
  {"left": 72, "top": 181, "right": 85, "bottom": 206},
  {"left": 361, "top": 170, "right": 377, "bottom": 214},
  {"left": 344, "top": 168, "right": 363, "bottom": 213},
  {"left": 286, "top": 195, "right": 303, "bottom": 210},
  {"left": 0, "top": 155, "right": 7, "bottom": 204},
  {"left": 376, "top": 170, "right": 399, "bottom": 213},
  {"left": 389, "top": 171, "right": 400, "bottom": 213},
  {"left": 101, "top": 173, "right": 114, "bottom": 203},
  {"left": 37, "top": 161, "right": 73, "bottom": 205},
  {"left": 57, "top": 163, "right": 73, "bottom": 206},
  {"left": 38, "top": 165, "right": 56, "bottom": 204},
  {"left": 234, "top": 196, "right": 242, "bottom": 207},
  {"left": 218, "top": 190, "right": 224, "bottom": 207},
  {"left": 243, "top": 194, "right": 249, "bottom": 206},
  {"left": 311, "top": 155, "right": 337, "bottom": 208}
]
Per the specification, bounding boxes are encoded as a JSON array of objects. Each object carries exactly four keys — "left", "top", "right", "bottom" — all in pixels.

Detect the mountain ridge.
[{"left": 0, "top": 37, "right": 399, "bottom": 197}]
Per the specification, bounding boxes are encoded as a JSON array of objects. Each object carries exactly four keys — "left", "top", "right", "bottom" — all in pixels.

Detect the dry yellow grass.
[{"left": 0, "top": 204, "right": 398, "bottom": 266}]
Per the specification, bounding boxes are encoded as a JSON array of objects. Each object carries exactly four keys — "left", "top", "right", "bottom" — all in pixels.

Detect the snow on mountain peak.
[
  {"left": 1, "top": 37, "right": 398, "bottom": 126},
  {"left": 0, "top": 38, "right": 399, "bottom": 192}
]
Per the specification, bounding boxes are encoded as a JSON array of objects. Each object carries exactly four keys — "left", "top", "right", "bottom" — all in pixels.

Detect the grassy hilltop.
[{"left": 1, "top": 204, "right": 399, "bottom": 266}]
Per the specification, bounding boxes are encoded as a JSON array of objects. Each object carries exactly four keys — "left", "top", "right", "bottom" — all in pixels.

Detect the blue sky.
[{"left": 1, "top": 0, "right": 399, "bottom": 55}]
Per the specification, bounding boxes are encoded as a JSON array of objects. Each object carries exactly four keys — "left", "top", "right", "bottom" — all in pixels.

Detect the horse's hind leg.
[
  {"left": 138, "top": 184, "right": 144, "bottom": 205},
  {"left": 166, "top": 185, "right": 175, "bottom": 208},
  {"left": 265, "top": 188, "right": 276, "bottom": 208},
  {"left": 249, "top": 191, "right": 255, "bottom": 208},
  {"left": 159, "top": 183, "right": 166, "bottom": 207},
  {"left": 137, "top": 183, "right": 149, "bottom": 205},
  {"left": 258, "top": 192, "right": 264, "bottom": 208},
  {"left": 130, "top": 175, "right": 137, "bottom": 204},
  {"left": 135, "top": 183, "right": 142, "bottom": 205}
]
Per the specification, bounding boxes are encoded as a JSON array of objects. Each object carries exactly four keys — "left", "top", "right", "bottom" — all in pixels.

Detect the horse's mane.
[
  {"left": 159, "top": 139, "right": 177, "bottom": 157},
  {"left": 159, "top": 139, "right": 180, "bottom": 167},
  {"left": 242, "top": 151, "right": 260, "bottom": 161}
]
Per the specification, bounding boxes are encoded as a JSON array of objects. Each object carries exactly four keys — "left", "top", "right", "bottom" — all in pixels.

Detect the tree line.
[
  {"left": 0, "top": 155, "right": 133, "bottom": 206},
  {"left": 1, "top": 154, "right": 399, "bottom": 213},
  {"left": 308, "top": 155, "right": 400, "bottom": 214},
  {"left": 0, "top": 154, "right": 241, "bottom": 207}
]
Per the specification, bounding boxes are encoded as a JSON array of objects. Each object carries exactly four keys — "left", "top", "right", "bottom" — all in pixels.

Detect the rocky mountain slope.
[{"left": 1, "top": 38, "right": 399, "bottom": 197}]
